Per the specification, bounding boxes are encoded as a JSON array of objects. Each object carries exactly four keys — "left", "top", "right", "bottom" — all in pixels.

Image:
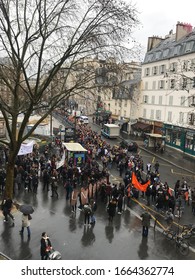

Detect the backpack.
[
  {"left": 28, "top": 214, "right": 32, "bottom": 220},
  {"left": 83, "top": 204, "right": 92, "bottom": 215}
]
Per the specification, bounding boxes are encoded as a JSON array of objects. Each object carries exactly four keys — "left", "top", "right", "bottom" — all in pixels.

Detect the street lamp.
[{"left": 50, "top": 111, "right": 53, "bottom": 138}]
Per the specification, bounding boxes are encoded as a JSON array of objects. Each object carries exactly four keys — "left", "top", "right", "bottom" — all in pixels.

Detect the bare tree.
[{"left": 0, "top": 0, "right": 140, "bottom": 198}]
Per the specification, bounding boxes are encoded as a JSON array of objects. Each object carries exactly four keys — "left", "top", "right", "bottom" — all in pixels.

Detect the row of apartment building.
[
  {"left": 0, "top": 22, "right": 194, "bottom": 156},
  {"left": 93, "top": 22, "right": 195, "bottom": 156}
]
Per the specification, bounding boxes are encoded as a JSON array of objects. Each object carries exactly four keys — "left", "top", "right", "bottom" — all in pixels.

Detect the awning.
[
  {"left": 131, "top": 122, "right": 152, "bottom": 131},
  {"left": 145, "top": 133, "right": 166, "bottom": 138},
  {"left": 117, "top": 119, "right": 129, "bottom": 125},
  {"left": 62, "top": 142, "right": 87, "bottom": 152},
  {"left": 111, "top": 115, "right": 119, "bottom": 120}
]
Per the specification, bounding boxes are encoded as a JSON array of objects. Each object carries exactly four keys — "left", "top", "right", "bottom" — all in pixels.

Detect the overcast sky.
[{"left": 130, "top": 0, "right": 195, "bottom": 55}]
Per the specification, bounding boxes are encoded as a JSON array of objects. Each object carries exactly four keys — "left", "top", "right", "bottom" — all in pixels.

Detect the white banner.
[
  {"left": 18, "top": 141, "right": 34, "bottom": 156},
  {"left": 56, "top": 152, "right": 65, "bottom": 169}
]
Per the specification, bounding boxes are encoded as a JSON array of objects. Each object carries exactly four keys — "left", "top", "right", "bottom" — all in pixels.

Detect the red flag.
[{"left": 131, "top": 172, "right": 150, "bottom": 192}]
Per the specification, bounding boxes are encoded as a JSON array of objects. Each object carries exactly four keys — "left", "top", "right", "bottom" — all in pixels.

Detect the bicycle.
[
  {"left": 163, "top": 229, "right": 189, "bottom": 256},
  {"left": 181, "top": 224, "right": 195, "bottom": 246}
]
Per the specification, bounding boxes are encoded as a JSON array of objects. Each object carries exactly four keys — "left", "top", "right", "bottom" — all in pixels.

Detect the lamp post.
[
  {"left": 50, "top": 111, "right": 53, "bottom": 139},
  {"left": 74, "top": 111, "right": 77, "bottom": 142}
]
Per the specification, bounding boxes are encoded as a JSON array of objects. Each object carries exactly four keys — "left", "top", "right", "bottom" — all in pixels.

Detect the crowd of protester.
[{"left": 0, "top": 121, "right": 195, "bottom": 227}]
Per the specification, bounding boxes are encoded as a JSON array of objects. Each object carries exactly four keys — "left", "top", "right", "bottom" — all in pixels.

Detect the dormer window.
[{"left": 185, "top": 41, "right": 194, "bottom": 52}]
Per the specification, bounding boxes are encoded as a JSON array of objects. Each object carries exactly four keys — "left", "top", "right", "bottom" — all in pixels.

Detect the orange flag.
[{"left": 131, "top": 172, "right": 150, "bottom": 192}]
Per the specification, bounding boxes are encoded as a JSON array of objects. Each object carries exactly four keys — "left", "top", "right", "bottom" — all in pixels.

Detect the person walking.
[
  {"left": 83, "top": 203, "right": 92, "bottom": 226},
  {"left": 1, "top": 197, "right": 15, "bottom": 223},
  {"left": 107, "top": 198, "right": 117, "bottom": 222},
  {"left": 50, "top": 176, "right": 59, "bottom": 198},
  {"left": 154, "top": 161, "right": 160, "bottom": 174},
  {"left": 65, "top": 179, "right": 73, "bottom": 200},
  {"left": 140, "top": 210, "right": 152, "bottom": 237},
  {"left": 165, "top": 208, "right": 174, "bottom": 230},
  {"left": 117, "top": 193, "right": 123, "bottom": 214},
  {"left": 19, "top": 213, "right": 31, "bottom": 237},
  {"left": 70, "top": 187, "right": 79, "bottom": 213},
  {"left": 42, "top": 169, "right": 50, "bottom": 191},
  {"left": 40, "top": 232, "right": 52, "bottom": 260}
]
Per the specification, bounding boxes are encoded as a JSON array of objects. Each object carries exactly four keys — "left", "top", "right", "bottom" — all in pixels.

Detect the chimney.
[
  {"left": 176, "top": 22, "right": 192, "bottom": 41},
  {"left": 147, "top": 36, "right": 163, "bottom": 52}
]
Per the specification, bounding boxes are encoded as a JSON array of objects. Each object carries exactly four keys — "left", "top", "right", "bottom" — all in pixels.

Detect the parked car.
[
  {"left": 79, "top": 116, "right": 89, "bottom": 124},
  {"left": 119, "top": 139, "right": 138, "bottom": 152}
]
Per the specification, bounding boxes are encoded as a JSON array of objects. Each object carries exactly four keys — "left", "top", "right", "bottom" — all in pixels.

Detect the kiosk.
[
  {"left": 62, "top": 142, "right": 87, "bottom": 167},
  {"left": 145, "top": 133, "right": 166, "bottom": 151}
]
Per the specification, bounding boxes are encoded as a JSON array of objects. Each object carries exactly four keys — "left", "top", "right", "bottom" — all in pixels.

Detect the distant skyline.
[{"left": 129, "top": 0, "right": 195, "bottom": 59}]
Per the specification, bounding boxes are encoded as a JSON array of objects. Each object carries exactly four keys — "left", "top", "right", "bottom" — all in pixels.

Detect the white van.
[{"left": 79, "top": 116, "right": 89, "bottom": 124}]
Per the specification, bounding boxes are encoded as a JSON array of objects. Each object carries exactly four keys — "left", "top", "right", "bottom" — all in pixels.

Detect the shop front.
[{"left": 164, "top": 124, "right": 195, "bottom": 156}]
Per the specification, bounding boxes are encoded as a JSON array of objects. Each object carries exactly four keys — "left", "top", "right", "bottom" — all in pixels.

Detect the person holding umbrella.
[
  {"left": 19, "top": 213, "right": 31, "bottom": 237},
  {"left": 19, "top": 204, "right": 34, "bottom": 238}
]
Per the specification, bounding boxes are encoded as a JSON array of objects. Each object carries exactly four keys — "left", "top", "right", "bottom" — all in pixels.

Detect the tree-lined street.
[{"left": 1, "top": 118, "right": 195, "bottom": 260}]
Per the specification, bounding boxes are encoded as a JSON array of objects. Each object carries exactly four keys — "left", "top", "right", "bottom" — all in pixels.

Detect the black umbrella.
[{"left": 19, "top": 204, "right": 34, "bottom": 215}]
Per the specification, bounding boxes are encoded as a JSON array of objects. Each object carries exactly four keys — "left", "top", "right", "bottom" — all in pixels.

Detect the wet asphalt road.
[
  {"left": 1, "top": 183, "right": 195, "bottom": 260},
  {"left": 1, "top": 120, "right": 195, "bottom": 260}
]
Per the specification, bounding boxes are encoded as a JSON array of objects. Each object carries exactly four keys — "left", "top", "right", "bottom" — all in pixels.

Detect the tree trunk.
[{"left": 5, "top": 152, "right": 15, "bottom": 199}]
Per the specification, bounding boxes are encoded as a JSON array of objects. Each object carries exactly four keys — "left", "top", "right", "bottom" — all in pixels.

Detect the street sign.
[{"left": 64, "top": 127, "right": 75, "bottom": 142}]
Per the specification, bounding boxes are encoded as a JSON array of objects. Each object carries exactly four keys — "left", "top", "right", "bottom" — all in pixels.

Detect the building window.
[
  {"left": 159, "top": 80, "right": 165, "bottom": 89},
  {"left": 182, "top": 77, "right": 187, "bottom": 90},
  {"left": 159, "top": 96, "right": 163, "bottom": 105},
  {"left": 152, "top": 66, "right": 158, "bottom": 75},
  {"left": 190, "top": 59, "right": 195, "bottom": 71},
  {"left": 181, "top": 96, "right": 186, "bottom": 106},
  {"left": 145, "top": 68, "right": 150, "bottom": 76},
  {"left": 160, "top": 64, "right": 165, "bottom": 74},
  {"left": 143, "top": 108, "right": 146, "bottom": 118},
  {"left": 192, "top": 77, "right": 195, "bottom": 88},
  {"left": 188, "top": 113, "right": 195, "bottom": 125},
  {"left": 179, "top": 112, "right": 184, "bottom": 123},
  {"left": 162, "top": 49, "right": 169, "bottom": 58},
  {"left": 156, "top": 110, "right": 161, "bottom": 120},
  {"left": 182, "top": 60, "right": 189, "bottom": 71},
  {"left": 154, "top": 51, "right": 161, "bottom": 60},
  {"left": 150, "top": 109, "right": 154, "bottom": 119},
  {"left": 185, "top": 41, "right": 194, "bottom": 52},
  {"left": 146, "top": 54, "right": 153, "bottom": 62},
  {"left": 173, "top": 45, "right": 181, "bottom": 56},
  {"left": 143, "top": 95, "right": 148, "bottom": 104},
  {"left": 145, "top": 82, "right": 148, "bottom": 90},
  {"left": 124, "top": 110, "right": 126, "bottom": 117},
  {"left": 169, "top": 96, "right": 173, "bottom": 106},
  {"left": 167, "top": 111, "right": 172, "bottom": 122},
  {"left": 152, "top": 81, "right": 156, "bottom": 90},
  {"left": 170, "top": 79, "right": 175, "bottom": 89},
  {"left": 151, "top": 96, "right": 155, "bottom": 104},
  {"left": 188, "top": 96, "right": 195, "bottom": 107},
  {"left": 170, "top": 62, "right": 177, "bottom": 72}
]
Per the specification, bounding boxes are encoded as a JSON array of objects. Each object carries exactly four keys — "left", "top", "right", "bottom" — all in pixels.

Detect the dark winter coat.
[
  {"left": 40, "top": 237, "right": 52, "bottom": 257},
  {"left": 140, "top": 212, "right": 151, "bottom": 227},
  {"left": 107, "top": 200, "right": 117, "bottom": 217}
]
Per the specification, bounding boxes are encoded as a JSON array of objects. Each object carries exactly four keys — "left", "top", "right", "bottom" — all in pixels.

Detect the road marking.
[
  {"left": 152, "top": 157, "right": 155, "bottom": 163},
  {"left": 171, "top": 168, "right": 195, "bottom": 179}
]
